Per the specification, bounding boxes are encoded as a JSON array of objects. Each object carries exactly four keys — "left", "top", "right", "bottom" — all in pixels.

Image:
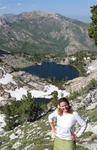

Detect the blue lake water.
[
  {"left": 0, "top": 49, "right": 10, "bottom": 56},
  {"left": 23, "top": 62, "right": 79, "bottom": 81}
]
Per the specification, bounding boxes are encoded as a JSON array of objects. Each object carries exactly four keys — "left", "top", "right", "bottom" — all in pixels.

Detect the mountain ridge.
[{"left": 0, "top": 11, "right": 96, "bottom": 55}]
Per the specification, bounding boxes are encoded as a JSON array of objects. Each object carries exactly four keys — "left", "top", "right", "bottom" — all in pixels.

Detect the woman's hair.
[{"left": 57, "top": 97, "right": 73, "bottom": 115}]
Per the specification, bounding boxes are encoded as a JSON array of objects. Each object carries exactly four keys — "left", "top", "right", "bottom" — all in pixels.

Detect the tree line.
[{"left": 0, "top": 91, "right": 58, "bottom": 131}]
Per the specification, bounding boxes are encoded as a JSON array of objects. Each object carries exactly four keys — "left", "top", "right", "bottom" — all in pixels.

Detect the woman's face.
[{"left": 59, "top": 101, "right": 69, "bottom": 113}]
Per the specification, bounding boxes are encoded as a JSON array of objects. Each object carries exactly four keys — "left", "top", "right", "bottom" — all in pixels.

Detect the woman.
[{"left": 48, "top": 97, "right": 87, "bottom": 150}]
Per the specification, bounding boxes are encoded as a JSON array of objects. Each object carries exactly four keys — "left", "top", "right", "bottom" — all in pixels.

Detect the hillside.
[
  {"left": 0, "top": 56, "right": 97, "bottom": 149},
  {"left": 0, "top": 11, "right": 97, "bottom": 55}
]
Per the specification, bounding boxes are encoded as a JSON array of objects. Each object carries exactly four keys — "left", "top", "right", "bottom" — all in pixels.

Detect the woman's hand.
[
  {"left": 71, "top": 133, "right": 76, "bottom": 141},
  {"left": 51, "top": 128, "right": 57, "bottom": 139}
]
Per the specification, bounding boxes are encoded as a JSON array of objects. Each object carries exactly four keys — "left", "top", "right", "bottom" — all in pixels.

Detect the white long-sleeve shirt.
[{"left": 48, "top": 109, "right": 87, "bottom": 140}]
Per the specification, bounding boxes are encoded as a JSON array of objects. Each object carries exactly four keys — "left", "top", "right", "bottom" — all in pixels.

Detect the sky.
[{"left": 0, "top": 0, "right": 97, "bottom": 23}]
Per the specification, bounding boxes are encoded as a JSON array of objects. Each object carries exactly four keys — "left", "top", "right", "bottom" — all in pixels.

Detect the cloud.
[{"left": 0, "top": 6, "right": 6, "bottom": 10}]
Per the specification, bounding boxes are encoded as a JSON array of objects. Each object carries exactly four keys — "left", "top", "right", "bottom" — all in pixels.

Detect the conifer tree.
[{"left": 88, "top": 5, "right": 97, "bottom": 44}]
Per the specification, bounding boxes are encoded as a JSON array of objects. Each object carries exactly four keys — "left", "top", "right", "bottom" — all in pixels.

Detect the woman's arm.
[
  {"left": 49, "top": 121, "right": 56, "bottom": 130},
  {"left": 74, "top": 112, "right": 87, "bottom": 137},
  {"left": 48, "top": 109, "right": 57, "bottom": 138}
]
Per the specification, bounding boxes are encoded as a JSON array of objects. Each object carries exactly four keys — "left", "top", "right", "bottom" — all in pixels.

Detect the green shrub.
[
  {"left": 69, "top": 91, "right": 80, "bottom": 100},
  {"left": 2, "top": 92, "right": 45, "bottom": 130},
  {"left": 51, "top": 91, "right": 58, "bottom": 107},
  {"left": 86, "top": 79, "right": 97, "bottom": 91}
]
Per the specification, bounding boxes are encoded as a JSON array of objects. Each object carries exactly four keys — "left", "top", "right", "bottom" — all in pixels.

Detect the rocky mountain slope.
[{"left": 0, "top": 11, "right": 97, "bottom": 55}]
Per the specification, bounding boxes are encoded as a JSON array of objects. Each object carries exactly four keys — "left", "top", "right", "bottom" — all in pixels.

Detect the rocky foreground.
[{"left": 0, "top": 106, "right": 97, "bottom": 150}]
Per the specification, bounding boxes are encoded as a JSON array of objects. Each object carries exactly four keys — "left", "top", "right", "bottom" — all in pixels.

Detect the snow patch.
[{"left": 0, "top": 73, "right": 16, "bottom": 84}]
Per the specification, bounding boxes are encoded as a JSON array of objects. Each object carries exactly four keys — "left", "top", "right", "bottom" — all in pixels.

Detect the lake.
[
  {"left": 23, "top": 62, "right": 79, "bottom": 81},
  {"left": 0, "top": 49, "right": 10, "bottom": 56}
]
